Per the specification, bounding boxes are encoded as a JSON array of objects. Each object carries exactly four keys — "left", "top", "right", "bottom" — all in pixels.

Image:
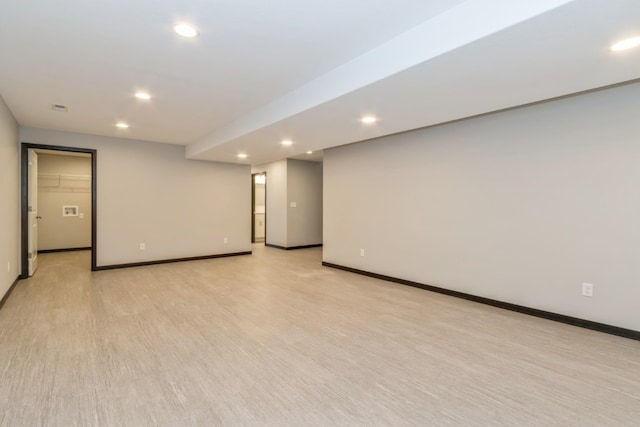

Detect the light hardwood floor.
[{"left": 0, "top": 246, "right": 638, "bottom": 426}]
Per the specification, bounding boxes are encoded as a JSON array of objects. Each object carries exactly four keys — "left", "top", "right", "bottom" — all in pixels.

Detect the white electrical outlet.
[
  {"left": 139, "top": 243, "right": 146, "bottom": 251},
  {"left": 290, "top": 202, "right": 297, "bottom": 208},
  {"left": 224, "top": 237, "right": 228, "bottom": 244},
  {"left": 360, "top": 248, "right": 365, "bottom": 257},
  {"left": 582, "top": 282, "right": 593, "bottom": 297}
]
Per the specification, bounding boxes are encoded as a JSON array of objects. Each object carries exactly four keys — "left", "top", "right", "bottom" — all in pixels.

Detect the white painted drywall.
[
  {"left": 37, "top": 154, "right": 92, "bottom": 250},
  {"left": 0, "top": 95, "right": 19, "bottom": 299},
  {"left": 287, "top": 159, "right": 322, "bottom": 247},
  {"left": 255, "top": 183, "right": 266, "bottom": 206},
  {"left": 20, "top": 127, "right": 251, "bottom": 266},
  {"left": 324, "top": 82, "right": 640, "bottom": 332}
]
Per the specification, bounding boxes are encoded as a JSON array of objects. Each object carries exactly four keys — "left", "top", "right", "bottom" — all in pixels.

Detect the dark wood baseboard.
[
  {"left": 265, "top": 243, "right": 323, "bottom": 250},
  {"left": 38, "top": 247, "right": 92, "bottom": 254},
  {"left": 265, "top": 243, "right": 286, "bottom": 250},
  {"left": 0, "top": 276, "right": 21, "bottom": 310},
  {"left": 322, "top": 262, "right": 639, "bottom": 341},
  {"left": 94, "top": 251, "right": 252, "bottom": 271}
]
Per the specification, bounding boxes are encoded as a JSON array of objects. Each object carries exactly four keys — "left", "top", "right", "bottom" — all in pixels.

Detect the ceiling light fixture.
[
  {"left": 115, "top": 122, "right": 129, "bottom": 129},
  {"left": 610, "top": 36, "right": 640, "bottom": 52},
  {"left": 306, "top": 151, "right": 313, "bottom": 154},
  {"left": 237, "top": 153, "right": 248, "bottom": 159},
  {"left": 281, "top": 139, "right": 294, "bottom": 146},
  {"left": 361, "top": 115, "right": 378, "bottom": 124},
  {"left": 135, "top": 92, "right": 151, "bottom": 100},
  {"left": 174, "top": 24, "right": 199, "bottom": 38}
]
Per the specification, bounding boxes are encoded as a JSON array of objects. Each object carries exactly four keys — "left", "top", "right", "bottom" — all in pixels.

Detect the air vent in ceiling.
[{"left": 51, "top": 104, "right": 68, "bottom": 112}]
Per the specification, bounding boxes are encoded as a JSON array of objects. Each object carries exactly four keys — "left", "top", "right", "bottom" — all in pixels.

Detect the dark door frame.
[
  {"left": 20, "top": 142, "right": 98, "bottom": 278},
  {"left": 251, "top": 172, "right": 266, "bottom": 244}
]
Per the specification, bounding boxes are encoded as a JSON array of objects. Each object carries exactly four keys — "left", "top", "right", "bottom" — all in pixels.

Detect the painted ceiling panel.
[{"left": 1, "top": 0, "right": 639, "bottom": 164}]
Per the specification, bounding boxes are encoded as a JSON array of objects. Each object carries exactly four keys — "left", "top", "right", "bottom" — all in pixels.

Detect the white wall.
[
  {"left": 324, "top": 82, "right": 640, "bottom": 332},
  {"left": 0, "top": 95, "right": 19, "bottom": 299},
  {"left": 255, "top": 183, "right": 266, "bottom": 207},
  {"left": 21, "top": 127, "right": 251, "bottom": 267},
  {"left": 37, "top": 154, "right": 92, "bottom": 250},
  {"left": 287, "top": 159, "right": 322, "bottom": 247}
]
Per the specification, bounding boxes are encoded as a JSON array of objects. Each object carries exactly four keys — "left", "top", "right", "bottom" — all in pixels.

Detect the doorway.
[
  {"left": 251, "top": 172, "right": 266, "bottom": 243},
  {"left": 20, "top": 143, "right": 97, "bottom": 278}
]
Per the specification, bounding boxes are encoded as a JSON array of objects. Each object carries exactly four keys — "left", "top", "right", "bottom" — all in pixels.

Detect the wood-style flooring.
[{"left": 0, "top": 245, "right": 638, "bottom": 426}]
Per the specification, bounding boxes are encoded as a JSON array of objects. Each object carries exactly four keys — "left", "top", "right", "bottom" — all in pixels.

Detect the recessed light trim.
[
  {"left": 361, "top": 115, "right": 378, "bottom": 124},
  {"left": 135, "top": 92, "right": 151, "bottom": 100},
  {"left": 115, "top": 122, "right": 129, "bottom": 129},
  {"left": 281, "top": 139, "right": 294, "bottom": 146},
  {"left": 611, "top": 36, "right": 640, "bottom": 52},
  {"left": 174, "top": 24, "right": 199, "bottom": 38}
]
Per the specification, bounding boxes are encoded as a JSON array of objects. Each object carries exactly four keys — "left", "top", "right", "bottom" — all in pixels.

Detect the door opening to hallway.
[
  {"left": 20, "top": 143, "right": 97, "bottom": 277},
  {"left": 251, "top": 172, "right": 266, "bottom": 244}
]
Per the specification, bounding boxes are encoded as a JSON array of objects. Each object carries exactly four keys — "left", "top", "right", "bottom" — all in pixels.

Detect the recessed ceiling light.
[
  {"left": 135, "top": 92, "right": 151, "bottom": 100},
  {"left": 237, "top": 153, "right": 248, "bottom": 159},
  {"left": 174, "top": 24, "right": 198, "bottom": 38},
  {"left": 611, "top": 36, "right": 640, "bottom": 52},
  {"left": 115, "top": 122, "right": 129, "bottom": 129},
  {"left": 306, "top": 151, "right": 313, "bottom": 154},
  {"left": 281, "top": 139, "right": 294, "bottom": 146},
  {"left": 361, "top": 115, "right": 378, "bottom": 124}
]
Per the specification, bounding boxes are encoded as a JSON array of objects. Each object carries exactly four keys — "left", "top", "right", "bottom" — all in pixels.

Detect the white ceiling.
[{"left": 1, "top": 0, "right": 639, "bottom": 165}]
